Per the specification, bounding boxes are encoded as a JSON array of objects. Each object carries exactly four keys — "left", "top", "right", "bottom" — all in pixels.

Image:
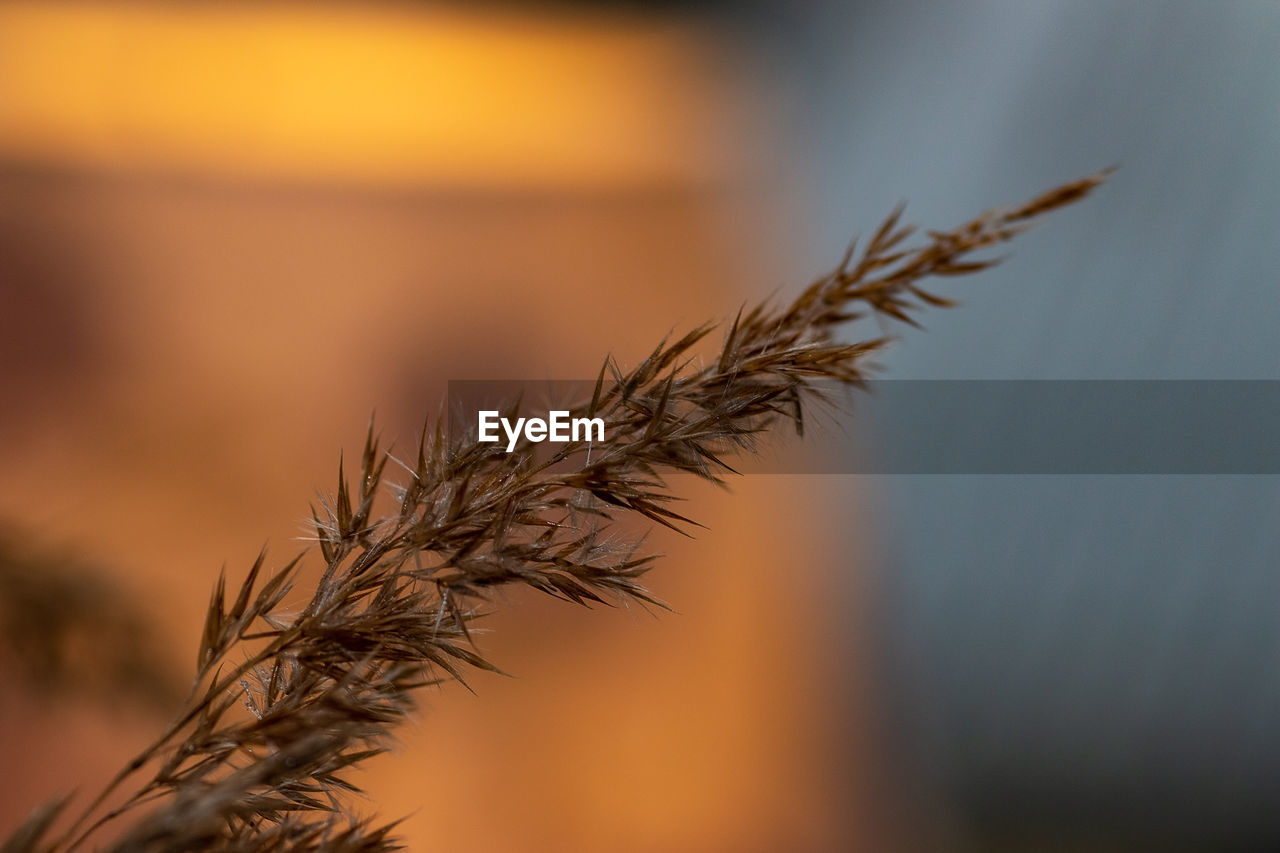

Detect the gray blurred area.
[{"left": 732, "top": 1, "right": 1280, "bottom": 849}]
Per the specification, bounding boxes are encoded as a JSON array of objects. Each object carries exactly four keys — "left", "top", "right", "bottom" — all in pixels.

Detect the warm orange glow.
[
  {"left": 0, "top": 4, "right": 874, "bottom": 849},
  {"left": 0, "top": 1, "right": 737, "bottom": 188}
]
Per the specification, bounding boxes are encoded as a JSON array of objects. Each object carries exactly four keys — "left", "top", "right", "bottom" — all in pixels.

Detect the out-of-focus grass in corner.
[{"left": 0, "top": 524, "right": 183, "bottom": 709}]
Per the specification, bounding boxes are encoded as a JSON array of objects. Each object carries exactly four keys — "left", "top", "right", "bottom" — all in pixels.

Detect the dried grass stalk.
[{"left": 2, "top": 170, "right": 1109, "bottom": 853}]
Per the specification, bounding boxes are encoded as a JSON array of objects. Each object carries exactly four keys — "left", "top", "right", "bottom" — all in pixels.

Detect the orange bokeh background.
[{"left": 0, "top": 3, "right": 892, "bottom": 850}]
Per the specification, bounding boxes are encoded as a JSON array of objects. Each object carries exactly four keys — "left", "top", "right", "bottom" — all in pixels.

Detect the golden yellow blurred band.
[{"left": 0, "top": 1, "right": 733, "bottom": 189}]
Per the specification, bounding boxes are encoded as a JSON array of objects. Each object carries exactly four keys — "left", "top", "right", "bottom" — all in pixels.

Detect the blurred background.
[{"left": 2, "top": 1, "right": 1279, "bottom": 851}]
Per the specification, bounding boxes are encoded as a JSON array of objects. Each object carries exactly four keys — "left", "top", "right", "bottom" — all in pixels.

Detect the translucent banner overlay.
[{"left": 446, "top": 380, "right": 1280, "bottom": 474}]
